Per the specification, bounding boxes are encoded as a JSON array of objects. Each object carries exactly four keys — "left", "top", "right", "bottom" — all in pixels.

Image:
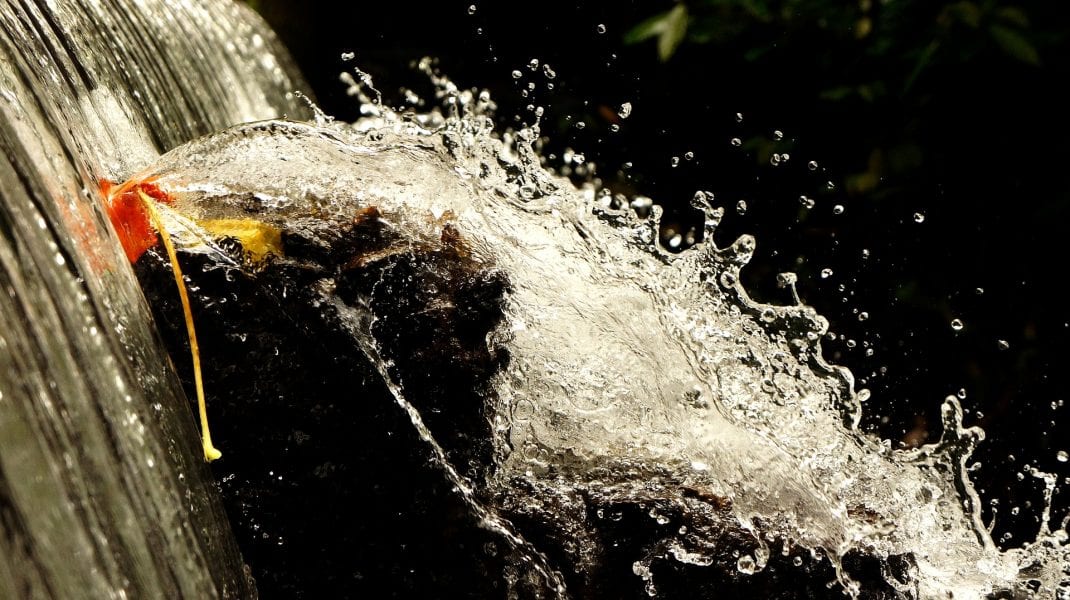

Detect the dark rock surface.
[{"left": 137, "top": 203, "right": 919, "bottom": 598}]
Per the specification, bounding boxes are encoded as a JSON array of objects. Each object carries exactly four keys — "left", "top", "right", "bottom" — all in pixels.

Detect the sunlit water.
[{"left": 0, "top": 0, "right": 1067, "bottom": 597}]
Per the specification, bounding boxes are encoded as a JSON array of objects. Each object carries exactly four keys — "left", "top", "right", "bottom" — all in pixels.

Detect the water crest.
[{"left": 129, "top": 72, "right": 1069, "bottom": 596}]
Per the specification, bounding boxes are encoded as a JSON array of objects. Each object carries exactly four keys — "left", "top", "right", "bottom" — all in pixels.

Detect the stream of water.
[
  {"left": 0, "top": 0, "right": 307, "bottom": 597},
  {"left": 0, "top": 0, "right": 1067, "bottom": 598},
  {"left": 136, "top": 80, "right": 1070, "bottom": 596}
]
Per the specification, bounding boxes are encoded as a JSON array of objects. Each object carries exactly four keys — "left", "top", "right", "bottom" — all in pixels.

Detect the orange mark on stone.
[{"left": 101, "top": 178, "right": 174, "bottom": 263}]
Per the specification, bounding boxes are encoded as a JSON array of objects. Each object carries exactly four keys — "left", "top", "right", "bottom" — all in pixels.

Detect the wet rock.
[
  {"left": 136, "top": 191, "right": 917, "bottom": 599},
  {"left": 136, "top": 206, "right": 518, "bottom": 597}
]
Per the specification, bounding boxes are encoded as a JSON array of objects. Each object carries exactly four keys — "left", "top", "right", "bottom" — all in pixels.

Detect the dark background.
[{"left": 249, "top": 0, "right": 1069, "bottom": 548}]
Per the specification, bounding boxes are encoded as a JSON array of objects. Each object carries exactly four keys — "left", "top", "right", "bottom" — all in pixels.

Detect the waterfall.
[{"left": 0, "top": 1, "right": 308, "bottom": 597}]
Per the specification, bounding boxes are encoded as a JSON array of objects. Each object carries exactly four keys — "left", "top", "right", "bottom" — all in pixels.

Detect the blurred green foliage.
[
  {"left": 626, "top": 0, "right": 1050, "bottom": 196},
  {"left": 627, "top": 0, "right": 1042, "bottom": 71}
]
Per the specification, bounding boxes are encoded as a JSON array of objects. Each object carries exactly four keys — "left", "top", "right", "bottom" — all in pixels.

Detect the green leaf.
[
  {"left": 989, "top": 25, "right": 1040, "bottom": 65},
  {"left": 948, "top": 1, "right": 982, "bottom": 28},
  {"left": 623, "top": 5, "right": 690, "bottom": 61},
  {"left": 996, "top": 6, "right": 1030, "bottom": 28},
  {"left": 904, "top": 40, "right": 940, "bottom": 93},
  {"left": 658, "top": 5, "right": 690, "bottom": 61},
  {"left": 624, "top": 8, "right": 674, "bottom": 44},
  {"left": 743, "top": 45, "right": 771, "bottom": 62},
  {"left": 741, "top": 0, "right": 773, "bottom": 22},
  {"left": 819, "top": 86, "right": 856, "bottom": 102}
]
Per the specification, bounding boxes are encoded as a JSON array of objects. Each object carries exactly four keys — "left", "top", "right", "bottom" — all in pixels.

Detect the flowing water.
[
  {"left": 0, "top": 0, "right": 1067, "bottom": 598},
  {"left": 0, "top": 0, "right": 308, "bottom": 597},
  {"left": 130, "top": 87, "right": 1069, "bottom": 595}
]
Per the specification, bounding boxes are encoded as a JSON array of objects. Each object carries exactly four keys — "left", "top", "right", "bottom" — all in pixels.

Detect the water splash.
[{"left": 122, "top": 64, "right": 1069, "bottom": 596}]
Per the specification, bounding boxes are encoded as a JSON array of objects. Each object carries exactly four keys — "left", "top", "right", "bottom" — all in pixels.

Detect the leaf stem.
[{"left": 139, "top": 190, "right": 222, "bottom": 463}]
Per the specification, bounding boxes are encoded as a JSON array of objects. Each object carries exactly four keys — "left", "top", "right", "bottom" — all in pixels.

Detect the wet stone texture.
[
  {"left": 136, "top": 204, "right": 918, "bottom": 598},
  {"left": 136, "top": 209, "right": 517, "bottom": 597}
]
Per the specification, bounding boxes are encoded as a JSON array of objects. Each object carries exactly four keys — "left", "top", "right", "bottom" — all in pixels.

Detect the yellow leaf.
[{"left": 199, "top": 218, "right": 284, "bottom": 264}]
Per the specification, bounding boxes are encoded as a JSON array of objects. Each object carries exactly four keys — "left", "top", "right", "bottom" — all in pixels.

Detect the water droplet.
[
  {"left": 468, "top": 4, "right": 477, "bottom": 14},
  {"left": 736, "top": 200, "right": 748, "bottom": 215},
  {"left": 861, "top": 248, "right": 871, "bottom": 259},
  {"left": 630, "top": 196, "right": 653, "bottom": 217},
  {"left": 596, "top": 23, "right": 607, "bottom": 34},
  {"left": 957, "top": 388, "right": 967, "bottom": 399},
  {"left": 511, "top": 69, "right": 522, "bottom": 79},
  {"left": 735, "top": 112, "right": 744, "bottom": 123},
  {"left": 575, "top": 121, "right": 586, "bottom": 130},
  {"left": 737, "top": 555, "right": 757, "bottom": 574},
  {"left": 618, "top": 102, "right": 633, "bottom": 119},
  {"left": 684, "top": 151, "right": 694, "bottom": 161},
  {"left": 647, "top": 508, "right": 671, "bottom": 525},
  {"left": 826, "top": 180, "right": 836, "bottom": 191},
  {"left": 528, "top": 58, "right": 539, "bottom": 70},
  {"left": 340, "top": 51, "right": 355, "bottom": 61},
  {"left": 671, "top": 156, "right": 680, "bottom": 167},
  {"left": 770, "top": 154, "right": 781, "bottom": 166},
  {"left": 542, "top": 64, "right": 556, "bottom": 79},
  {"left": 1058, "top": 451, "right": 1068, "bottom": 463},
  {"left": 799, "top": 195, "right": 815, "bottom": 209},
  {"left": 820, "top": 268, "right": 833, "bottom": 279},
  {"left": 772, "top": 130, "right": 784, "bottom": 141},
  {"left": 631, "top": 561, "right": 656, "bottom": 596},
  {"left": 730, "top": 137, "right": 742, "bottom": 147},
  {"left": 832, "top": 204, "right": 845, "bottom": 215},
  {"left": 975, "top": 287, "right": 984, "bottom": 295},
  {"left": 792, "top": 556, "right": 804, "bottom": 567},
  {"left": 609, "top": 124, "right": 620, "bottom": 132},
  {"left": 808, "top": 160, "right": 819, "bottom": 171},
  {"left": 858, "top": 312, "right": 869, "bottom": 321},
  {"left": 914, "top": 212, "right": 926, "bottom": 223},
  {"left": 950, "top": 318, "right": 964, "bottom": 331},
  {"left": 997, "top": 339, "right": 1010, "bottom": 350},
  {"left": 720, "top": 271, "right": 738, "bottom": 288}
]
